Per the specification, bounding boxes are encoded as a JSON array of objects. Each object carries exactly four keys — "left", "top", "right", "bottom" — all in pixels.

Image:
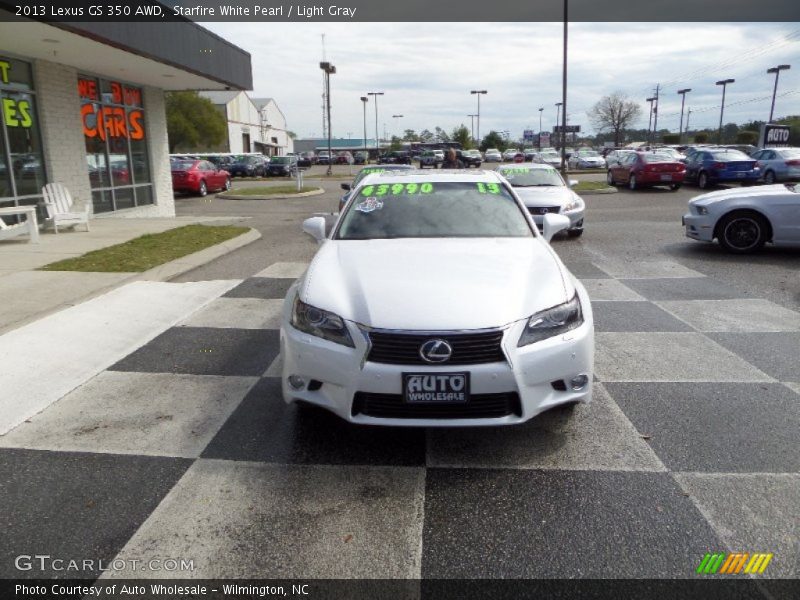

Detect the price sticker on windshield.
[
  {"left": 503, "top": 168, "right": 530, "bottom": 175},
  {"left": 476, "top": 182, "right": 501, "bottom": 194},
  {"left": 360, "top": 183, "right": 434, "bottom": 196}
]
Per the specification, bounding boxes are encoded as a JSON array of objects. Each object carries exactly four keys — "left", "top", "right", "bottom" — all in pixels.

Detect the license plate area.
[
  {"left": 403, "top": 372, "right": 470, "bottom": 404},
  {"left": 660, "top": 174, "right": 672, "bottom": 181}
]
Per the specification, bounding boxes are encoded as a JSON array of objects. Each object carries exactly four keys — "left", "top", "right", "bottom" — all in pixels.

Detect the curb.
[
  {"left": 579, "top": 187, "right": 618, "bottom": 195},
  {"left": 218, "top": 188, "right": 324, "bottom": 200}
]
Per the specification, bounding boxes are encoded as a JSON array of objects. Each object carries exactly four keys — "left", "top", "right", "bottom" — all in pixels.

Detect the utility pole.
[
  {"left": 555, "top": 102, "right": 562, "bottom": 147},
  {"left": 560, "top": 0, "right": 568, "bottom": 176},
  {"left": 646, "top": 97, "right": 656, "bottom": 144},
  {"left": 471, "top": 90, "right": 488, "bottom": 143},
  {"left": 652, "top": 84, "right": 660, "bottom": 145},
  {"left": 716, "top": 78, "right": 735, "bottom": 144},
  {"left": 538, "top": 107, "right": 544, "bottom": 149},
  {"left": 677, "top": 88, "right": 691, "bottom": 144},
  {"left": 685, "top": 108, "right": 692, "bottom": 137},
  {"left": 321, "top": 34, "right": 327, "bottom": 140},
  {"left": 467, "top": 114, "right": 477, "bottom": 144},
  {"left": 367, "top": 91, "right": 384, "bottom": 157},
  {"left": 319, "top": 61, "right": 336, "bottom": 176},
  {"left": 361, "top": 96, "right": 368, "bottom": 162},
  {"left": 767, "top": 64, "right": 790, "bottom": 122}
]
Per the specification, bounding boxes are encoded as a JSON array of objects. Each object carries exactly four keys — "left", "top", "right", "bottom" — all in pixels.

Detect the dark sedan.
[
  {"left": 227, "top": 155, "right": 267, "bottom": 178},
  {"left": 684, "top": 148, "right": 760, "bottom": 189},
  {"left": 266, "top": 156, "right": 299, "bottom": 177}
]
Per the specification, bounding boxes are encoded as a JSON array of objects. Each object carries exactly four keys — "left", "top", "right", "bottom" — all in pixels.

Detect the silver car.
[
  {"left": 750, "top": 147, "right": 800, "bottom": 184},
  {"left": 568, "top": 150, "right": 606, "bottom": 169},
  {"left": 496, "top": 163, "right": 585, "bottom": 237},
  {"left": 683, "top": 183, "right": 800, "bottom": 253}
]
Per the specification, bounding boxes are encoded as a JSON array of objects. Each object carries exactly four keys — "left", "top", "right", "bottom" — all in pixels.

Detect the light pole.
[
  {"left": 319, "top": 61, "right": 336, "bottom": 176},
  {"left": 560, "top": 0, "right": 568, "bottom": 175},
  {"left": 471, "top": 90, "right": 487, "bottom": 144},
  {"left": 686, "top": 108, "right": 692, "bottom": 137},
  {"left": 467, "top": 114, "right": 477, "bottom": 144},
  {"left": 538, "top": 107, "right": 544, "bottom": 149},
  {"left": 677, "top": 88, "right": 691, "bottom": 144},
  {"left": 646, "top": 97, "right": 656, "bottom": 144},
  {"left": 392, "top": 114, "right": 404, "bottom": 138},
  {"left": 360, "top": 96, "right": 368, "bottom": 162},
  {"left": 555, "top": 102, "right": 562, "bottom": 148},
  {"left": 716, "top": 78, "right": 735, "bottom": 144},
  {"left": 767, "top": 64, "right": 790, "bottom": 122},
  {"left": 367, "top": 91, "right": 384, "bottom": 157}
]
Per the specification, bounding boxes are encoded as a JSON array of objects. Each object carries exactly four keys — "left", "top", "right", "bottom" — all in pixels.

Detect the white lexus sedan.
[
  {"left": 496, "top": 163, "right": 585, "bottom": 237},
  {"left": 280, "top": 170, "right": 594, "bottom": 427}
]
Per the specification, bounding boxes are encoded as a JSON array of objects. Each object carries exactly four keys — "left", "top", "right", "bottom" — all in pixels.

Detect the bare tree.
[{"left": 588, "top": 92, "right": 642, "bottom": 146}]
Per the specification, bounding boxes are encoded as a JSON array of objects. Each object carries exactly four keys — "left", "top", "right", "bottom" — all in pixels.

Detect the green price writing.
[
  {"left": 476, "top": 182, "right": 501, "bottom": 194},
  {"left": 360, "top": 183, "right": 434, "bottom": 196}
]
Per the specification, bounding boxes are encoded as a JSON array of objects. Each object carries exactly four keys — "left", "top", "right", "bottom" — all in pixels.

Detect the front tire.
[
  {"left": 764, "top": 170, "right": 776, "bottom": 185},
  {"left": 198, "top": 180, "right": 207, "bottom": 197},
  {"left": 607, "top": 170, "right": 616, "bottom": 186},
  {"left": 224, "top": 178, "right": 231, "bottom": 191},
  {"left": 629, "top": 174, "right": 638, "bottom": 190},
  {"left": 717, "top": 211, "right": 768, "bottom": 254},
  {"left": 698, "top": 171, "right": 710, "bottom": 189},
  {"left": 567, "top": 228, "right": 584, "bottom": 238}
]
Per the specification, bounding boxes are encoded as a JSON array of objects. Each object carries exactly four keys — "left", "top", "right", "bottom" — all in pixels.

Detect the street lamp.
[
  {"left": 367, "top": 91, "right": 384, "bottom": 157},
  {"left": 470, "top": 90, "right": 488, "bottom": 143},
  {"left": 767, "top": 64, "right": 790, "bottom": 122},
  {"left": 319, "top": 61, "right": 336, "bottom": 175},
  {"left": 677, "top": 88, "right": 691, "bottom": 144},
  {"left": 646, "top": 96, "right": 656, "bottom": 144},
  {"left": 360, "top": 96, "right": 368, "bottom": 162},
  {"left": 467, "top": 114, "right": 477, "bottom": 144},
  {"left": 555, "top": 102, "right": 562, "bottom": 147},
  {"left": 538, "top": 107, "right": 544, "bottom": 149},
  {"left": 715, "top": 78, "right": 735, "bottom": 144}
]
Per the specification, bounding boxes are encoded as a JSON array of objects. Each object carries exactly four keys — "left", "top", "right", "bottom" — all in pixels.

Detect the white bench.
[
  {"left": 42, "top": 183, "right": 90, "bottom": 233},
  {"left": 0, "top": 206, "right": 40, "bottom": 243}
]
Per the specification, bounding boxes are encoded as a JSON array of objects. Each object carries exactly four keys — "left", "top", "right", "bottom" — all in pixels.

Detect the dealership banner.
[
  {"left": 759, "top": 123, "right": 792, "bottom": 148},
  {"left": 1, "top": 0, "right": 798, "bottom": 22}
]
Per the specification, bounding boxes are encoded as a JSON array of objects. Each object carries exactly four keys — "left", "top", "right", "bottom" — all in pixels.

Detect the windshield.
[
  {"left": 171, "top": 160, "right": 196, "bottom": 170},
  {"left": 335, "top": 181, "right": 533, "bottom": 240},
  {"left": 271, "top": 157, "right": 291, "bottom": 164},
  {"left": 499, "top": 167, "right": 564, "bottom": 187},
  {"left": 710, "top": 150, "right": 751, "bottom": 160},
  {"left": 577, "top": 151, "right": 599, "bottom": 157}
]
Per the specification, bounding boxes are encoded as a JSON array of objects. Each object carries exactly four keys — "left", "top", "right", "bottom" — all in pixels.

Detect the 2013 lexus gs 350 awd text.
[{"left": 280, "top": 170, "right": 594, "bottom": 426}]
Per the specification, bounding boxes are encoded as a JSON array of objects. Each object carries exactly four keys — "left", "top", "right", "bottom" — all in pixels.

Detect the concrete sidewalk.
[{"left": 0, "top": 215, "right": 258, "bottom": 334}]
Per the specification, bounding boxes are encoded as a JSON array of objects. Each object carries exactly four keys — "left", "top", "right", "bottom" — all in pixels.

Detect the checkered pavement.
[{"left": 1, "top": 250, "right": 798, "bottom": 582}]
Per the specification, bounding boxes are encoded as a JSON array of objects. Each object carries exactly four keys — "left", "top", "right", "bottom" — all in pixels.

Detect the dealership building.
[{"left": 0, "top": 13, "right": 251, "bottom": 220}]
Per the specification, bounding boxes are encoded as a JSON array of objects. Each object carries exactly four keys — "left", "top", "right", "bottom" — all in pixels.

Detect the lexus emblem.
[
  {"left": 539, "top": 207, "right": 549, "bottom": 215},
  {"left": 419, "top": 339, "right": 453, "bottom": 363}
]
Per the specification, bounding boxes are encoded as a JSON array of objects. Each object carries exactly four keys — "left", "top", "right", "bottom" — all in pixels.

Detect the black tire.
[
  {"left": 628, "top": 174, "right": 638, "bottom": 190},
  {"left": 198, "top": 180, "right": 207, "bottom": 197},
  {"left": 567, "top": 228, "right": 584, "bottom": 238},
  {"left": 224, "top": 178, "right": 231, "bottom": 191},
  {"left": 717, "top": 211, "right": 769, "bottom": 254},
  {"left": 606, "top": 170, "right": 616, "bottom": 186},
  {"left": 764, "top": 170, "right": 776, "bottom": 185},
  {"left": 669, "top": 183, "right": 681, "bottom": 191},
  {"left": 698, "top": 171, "right": 710, "bottom": 189}
]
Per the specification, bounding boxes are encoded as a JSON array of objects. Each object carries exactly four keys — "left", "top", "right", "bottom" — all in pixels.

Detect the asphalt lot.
[{"left": 1, "top": 163, "right": 798, "bottom": 587}]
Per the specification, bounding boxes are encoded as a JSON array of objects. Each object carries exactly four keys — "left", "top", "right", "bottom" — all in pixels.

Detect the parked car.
[
  {"left": 227, "top": 155, "right": 267, "bottom": 178},
  {"left": 606, "top": 152, "right": 685, "bottom": 191},
  {"left": 379, "top": 151, "right": 412, "bottom": 165},
  {"left": 171, "top": 159, "right": 231, "bottom": 196},
  {"left": 338, "top": 164, "right": 414, "bottom": 211},
  {"left": 568, "top": 150, "right": 606, "bottom": 170},
  {"left": 651, "top": 147, "right": 687, "bottom": 163},
  {"left": 266, "top": 156, "right": 299, "bottom": 177},
  {"left": 524, "top": 149, "right": 538, "bottom": 162},
  {"left": 750, "top": 147, "right": 800, "bottom": 184},
  {"left": 513, "top": 152, "right": 525, "bottom": 163},
  {"left": 336, "top": 151, "right": 355, "bottom": 165},
  {"left": 683, "top": 183, "right": 800, "bottom": 253},
  {"left": 535, "top": 149, "right": 562, "bottom": 167},
  {"left": 496, "top": 163, "right": 585, "bottom": 237},
  {"left": 298, "top": 152, "right": 316, "bottom": 167},
  {"left": 317, "top": 151, "right": 331, "bottom": 165},
  {"left": 286, "top": 170, "right": 594, "bottom": 426},
  {"left": 604, "top": 149, "right": 636, "bottom": 168},
  {"left": 684, "top": 148, "right": 760, "bottom": 189},
  {"left": 354, "top": 151, "right": 369, "bottom": 165},
  {"left": 484, "top": 148, "right": 502, "bottom": 162},
  {"left": 503, "top": 149, "right": 520, "bottom": 161},
  {"left": 458, "top": 149, "right": 483, "bottom": 168},
  {"left": 419, "top": 150, "right": 444, "bottom": 169}
]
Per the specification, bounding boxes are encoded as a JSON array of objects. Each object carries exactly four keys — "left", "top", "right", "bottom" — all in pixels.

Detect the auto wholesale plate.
[{"left": 402, "top": 372, "right": 470, "bottom": 403}]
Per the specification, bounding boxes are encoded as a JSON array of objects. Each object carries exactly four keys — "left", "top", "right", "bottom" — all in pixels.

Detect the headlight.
[
  {"left": 518, "top": 294, "right": 583, "bottom": 347},
  {"left": 562, "top": 196, "right": 584, "bottom": 212},
  {"left": 695, "top": 205, "right": 709, "bottom": 215},
  {"left": 291, "top": 296, "right": 354, "bottom": 347}
]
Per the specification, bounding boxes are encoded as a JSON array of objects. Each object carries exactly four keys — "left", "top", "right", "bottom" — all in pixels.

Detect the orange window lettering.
[{"left": 129, "top": 110, "right": 144, "bottom": 139}]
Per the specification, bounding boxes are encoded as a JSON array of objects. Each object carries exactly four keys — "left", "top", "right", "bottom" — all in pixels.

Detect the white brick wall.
[{"left": 32, "top": 59, "right": 175, "bottom": 219}]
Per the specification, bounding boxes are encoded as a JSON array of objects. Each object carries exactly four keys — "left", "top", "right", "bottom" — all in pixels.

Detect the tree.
[
  {"left": 694, "top": 132, "right": 709, "bottom": 143},
  {"left": 480, "top": 130, "right": 507, "bottom": 152},
  {"left": 736, "top": 131, "right": 759, "bottom": 145},
  {"left": 419, "top": 129, "right": 434, "bottom": 143},
  {"left": 662, "top": 134, "right": 680, "bottom": 144},
  {"left": 165, "top": 92, "right": 227, "bottom": 153},
  {"left": 389, "top": 135, "right": 402, "bottom": 151},
  {"left": 451, "top": 124, "right": 472, "bottom": 149},
  {"left": 588, "top": 92, "right": 642, "bottom": 147},
  {"left": 402, "top": 129, "right": 420, "bottom": 142},
  {"left": 286, "top": 130, "right": 297, "bottom": 139},
  {"left": 434, "top": 126, "right": 450, "bottom": 143}
]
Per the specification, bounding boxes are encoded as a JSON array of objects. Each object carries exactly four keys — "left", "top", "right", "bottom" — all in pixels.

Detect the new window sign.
[
  {"left": 553, "top": 125, "right": 581, "bottom": 133},
  {"left": 759, "top": 123, "right": 791, "bottom": 148}
]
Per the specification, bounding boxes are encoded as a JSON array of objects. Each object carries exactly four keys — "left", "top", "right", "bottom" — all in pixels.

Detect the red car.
[
  {"left": 170, "top": 159, "right": 231, "bottom": 196},
  {"left": 607, "top": 152, "right": 685, "bottom": 191}
]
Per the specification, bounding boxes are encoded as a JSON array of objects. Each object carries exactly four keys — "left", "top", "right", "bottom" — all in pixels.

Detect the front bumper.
[
  {"left": 280, "top": 283, "right": 594, "bottom": 427},
  {"left": 683, "top": 212, "right": 716, "bottom": 242}
]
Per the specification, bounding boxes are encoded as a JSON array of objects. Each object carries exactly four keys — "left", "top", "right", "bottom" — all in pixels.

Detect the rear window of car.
[
  {"left": 336, "top": 181, "right": 533, "bottom": 240},
  {"left": 171, "top": 161, "right": 196, "bottom": 170},
  {"left": 643, "top": 154, "right": 676, "bottom": 163},
  {"left": 271, "top": 157, "right": 291, "bottom": 164},
  {"left": 710, "top": 150, "right": 751, "bottom": 160}
]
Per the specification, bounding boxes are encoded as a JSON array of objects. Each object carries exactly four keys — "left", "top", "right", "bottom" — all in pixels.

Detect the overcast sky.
[{"left": 204, "top": 21, "right": 799, "bottom": 140}]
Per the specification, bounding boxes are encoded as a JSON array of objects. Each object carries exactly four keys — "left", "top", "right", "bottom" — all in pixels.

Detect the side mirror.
[
  {"left": 568, "top": 179, "right": 578, "bottom": 188},
  {"left": 542, "top": 213, "right": 571, "bottom": 242},
  {"left": 302, "top": 216, "right": 327, "bottom": 243},
  {"left": 340, "top": 183, "right": 351, "bottom": 191}
]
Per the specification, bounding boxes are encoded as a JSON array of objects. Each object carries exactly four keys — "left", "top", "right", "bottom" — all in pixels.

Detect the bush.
[
  {"left": 661, "top": 134, "right": 680, "bottom": 144},
  {"left": 693, "top": 132, "right": 709, "bottom": 143},
  {"left": 736, "top": 131, "right": 759, "bottom": 145}
]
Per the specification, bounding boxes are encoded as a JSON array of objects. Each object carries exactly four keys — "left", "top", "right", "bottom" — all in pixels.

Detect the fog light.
[
  {"left": 570, "top": 374, "right": 589, "bottom": 391},
  {"left": 288, "top": 375, "right": 306, "bottom": 390}
]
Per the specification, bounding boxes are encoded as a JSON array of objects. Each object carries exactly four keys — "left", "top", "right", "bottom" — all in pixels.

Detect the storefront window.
[
  {"left": 79, "top": 75, "right": 152, "bottom": 213},
  {"left": 0, "top": 55, "right": 46, "bottom": 214}
]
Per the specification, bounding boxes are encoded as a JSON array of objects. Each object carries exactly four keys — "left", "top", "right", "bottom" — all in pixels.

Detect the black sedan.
[
  {"left": 266, "top": 156, "right": 299, "bottom": 176},
  {"left": 227, "top": 155, "right": 267, "bottom": 177}
]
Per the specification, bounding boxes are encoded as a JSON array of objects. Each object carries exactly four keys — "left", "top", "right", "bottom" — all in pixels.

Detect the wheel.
[
  {"left": 198, "top": 180, "right": 207, "bottom": 197},
  {"left": 224, "top": 178, "right": 231, "bottom": 191},
  {"left": 606, "top": 170, "right": 616, "bottom": 186},
  {"left": 628, "top": 174, "right": 638, "bottom": 190},
  {"left": 669, "top": 183, "right": 681, "bottom": 191},
  {"left": 764, "top": 170, "right": 776, "bottom": 185},
  {"left": 567, "top": 228, "right": 584, "bottom": 238},
  {"left": 717, "top": 211, "right": 768, "bottom": 254},
  {"left": 698, "top": 171, "right": 710, "bottom": 189}
]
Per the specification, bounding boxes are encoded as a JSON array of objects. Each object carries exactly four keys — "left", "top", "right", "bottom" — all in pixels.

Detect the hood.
[
  {"left": 690, "top": 183, "right": 791, "bottom": 205},
  {"left": 301, "top": 238, "right": 572, "bottom": 330},
  {"left": 513, "top": 186, "right": 576, "bottom": 207}
]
